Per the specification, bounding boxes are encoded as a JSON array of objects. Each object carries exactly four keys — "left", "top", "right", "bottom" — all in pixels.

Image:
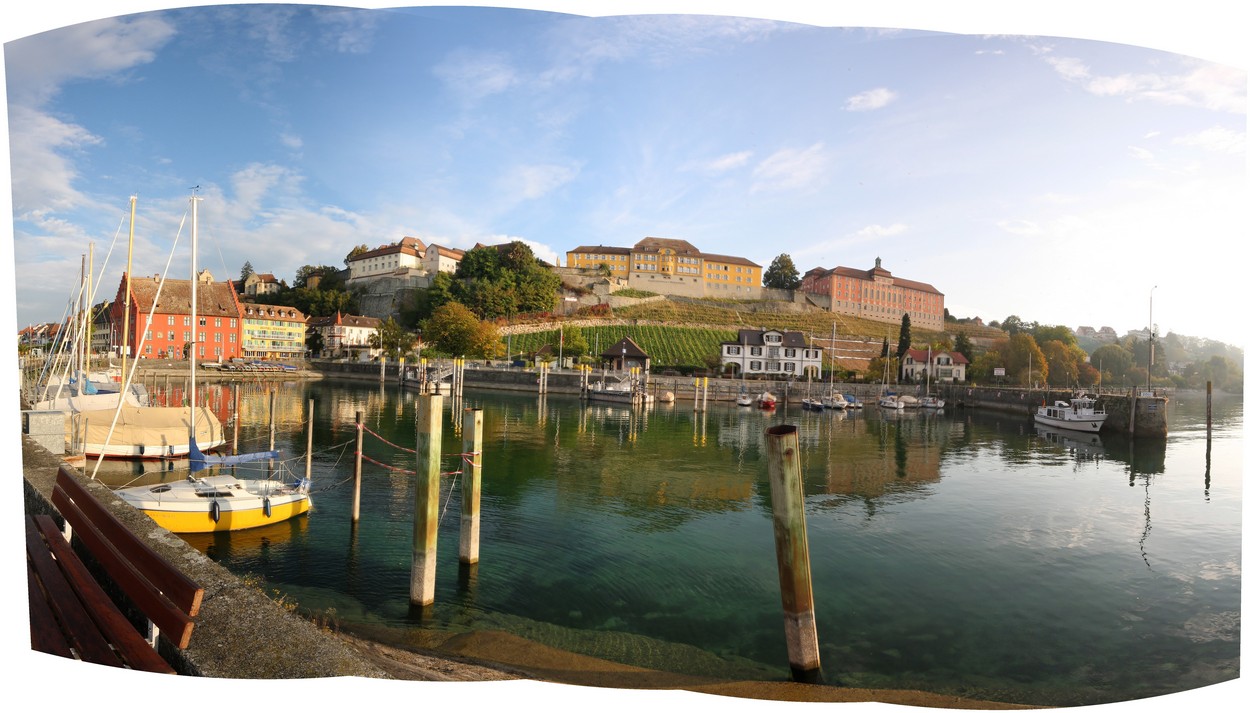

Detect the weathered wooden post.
[
  {"left": 764, "top": 424, "right": 822, "bottom": 683},
  {"left": 411, "top": 393, "right": 444, "bottom": 606},
  {"left": 460, "top": 408, "right": 483, "bottom": 564},
  {"left": 380, "top": 355, "right": 387, "bottom": 384},
  {"left": 351, "top": 410, "right": 364, "bottom": 523},
  {"left": 1206, "top": 381, "right": 1213, "bottom": 438},
  {"left": 305, "top": 398, "right": 314, "bottom": 485}
]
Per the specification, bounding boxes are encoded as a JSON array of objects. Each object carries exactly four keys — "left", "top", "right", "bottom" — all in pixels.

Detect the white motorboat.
[
  {"left": 920, "top": 395, "right": 945, "bottom": 409},
  {"left": 1034, "top": 395, "right": 1107, "bottom": 432}
]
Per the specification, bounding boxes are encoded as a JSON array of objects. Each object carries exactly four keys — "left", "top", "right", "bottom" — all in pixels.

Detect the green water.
[{"left": 96, "top": 380, "right": 1241, "bottom": 706}]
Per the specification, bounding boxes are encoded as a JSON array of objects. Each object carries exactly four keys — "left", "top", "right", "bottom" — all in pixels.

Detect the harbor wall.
[
  {"left": 941, "top": 385, "right": 1168, "bottom": 438},
  {"left": 314, "top": 362, "right": 1169, "bottom": 438}
]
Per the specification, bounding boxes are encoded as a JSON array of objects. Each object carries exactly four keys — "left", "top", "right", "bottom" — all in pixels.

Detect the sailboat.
[
  {"left": 75, "top": 196, "right": 226, "bottom": 459},
  {"left": 112, "top": 193, "right": 310, "bottom": 533},
  {"left": 919, "top": 347, "right": 945, "bottom": 409},
  {"left": 28, "top": 235, "right": 151, "bottom": 422},
  {"left": 821, "top": 321, "right": 847, "bottom": 410},
  {"left": 877, "top": 353, "right": 905, "bottom": 409}
]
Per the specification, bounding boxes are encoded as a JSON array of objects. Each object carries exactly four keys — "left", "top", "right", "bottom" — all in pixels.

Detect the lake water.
[{"left": 94, "top": 378, "right": 1242, "bottom": 707}]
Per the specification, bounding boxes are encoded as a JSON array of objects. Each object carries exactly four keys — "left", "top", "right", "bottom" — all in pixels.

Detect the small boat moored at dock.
[{"left": 1034, "top": 394, "right": 1107, "bottom": 432}]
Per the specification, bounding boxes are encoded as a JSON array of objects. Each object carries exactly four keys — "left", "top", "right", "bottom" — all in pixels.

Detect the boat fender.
[
  {"left": 210, "top": 499, "right": 221, "bottom": 523},
  {"left": 138, "top": 444, "right": 145, "bottom": 456},
  {"left": 263, "top": 497, "right": 272, "bottom": 518}
]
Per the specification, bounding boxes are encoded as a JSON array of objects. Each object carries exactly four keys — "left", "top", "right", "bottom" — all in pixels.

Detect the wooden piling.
[
  {"left": 411, "top": 393, "right": 444, "bottom": 606},
  {"left": 459, "top": 408, "right": 483, "bottom": 564},
  {"left": 305, "top": 398, "right": 314, "bottom": 484},
  {"left": 763, "top": 424, "right": 822, "bottom": 682},
  {"left": 1206, "top": 381, "right": 1213, "bottom": 437},
  {"left": 351, "top": 410, "right": 364, "bottom": 523}
]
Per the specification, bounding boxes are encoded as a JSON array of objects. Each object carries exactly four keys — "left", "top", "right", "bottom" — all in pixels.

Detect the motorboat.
[
  {"left": 920, "top": 395, "right": 945, "bottom": 409},
  {"left": 1034, "top": 395, "right": 1107, "bottom": 432},
  {"left": 757, "top": 392, "right": 777, "bottom": 410},
  {"left": 877, "top": 394, "right": 905, "bottom": 410}
]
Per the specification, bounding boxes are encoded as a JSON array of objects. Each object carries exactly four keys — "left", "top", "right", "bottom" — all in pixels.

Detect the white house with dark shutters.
[{"left": 720, "top": 328, "right": 822, "bottom": 379}]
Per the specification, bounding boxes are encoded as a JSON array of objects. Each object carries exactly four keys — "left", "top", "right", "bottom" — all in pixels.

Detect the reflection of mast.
[{"left": 1139, "top": 476, "right": 1152, "bottom": 569}]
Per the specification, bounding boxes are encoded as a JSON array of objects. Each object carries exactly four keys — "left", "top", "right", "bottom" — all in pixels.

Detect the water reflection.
[{"left": 121, "top": 380, "right": 1240, "bottom": 707}]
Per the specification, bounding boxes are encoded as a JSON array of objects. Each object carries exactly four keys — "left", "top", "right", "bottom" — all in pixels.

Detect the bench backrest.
[{"left": 51, "top": 465, "right": 204, "bottom": 649}]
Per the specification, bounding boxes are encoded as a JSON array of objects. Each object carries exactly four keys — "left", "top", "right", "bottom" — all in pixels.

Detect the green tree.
[
  {"left": 894, "top": 313, "right": 912, "bottom": 382},
  {"left": 344, "top": 244, "right": 371, "bottom": 265},
  {"left": 424, "top": 302, "right": 485, "bottom": 356},
  {"left": 1034, "top": 324, "right": 1078, "bottom": 348},
  {"left": 1003, "top": 333, "right": 1047, "bottom": 387},
  {"left": 1090, "top": 344, "right": 1133, "bottom": 384},
  {"left": 762, "top": 253, "right": 801, "bottom": 290},
  {"left": 880, "top": 337, "right": 890, "bottom": 358},
  {"left": 560, "top": 325, "right": 589, "bottom": 358},
  {"left": 240, "top": 260, "right": 254, "bottom": 282},
  {"left": 369, "top": 317, "right": 416, "bottom": 358},
  {"left": 954, "top": 332, "right": 974, "bottom": 363},
  {"left": 969, "top": 349, "right": 1004, "bottom": 383},
  {"left": 1040, "top": 339, "right": 1079, "bottom": 387},
  {"left": 305, "top": 330, "right": 324, "bottom": 357},
  {"left": 456, "top": 245, "right": 502, "bottom": 281}
]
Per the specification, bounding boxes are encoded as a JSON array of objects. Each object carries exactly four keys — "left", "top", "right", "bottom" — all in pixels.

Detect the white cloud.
[
  {"left": 1127, "top": 146, "right": 1156, "bottom": 162},
  {"left": 751, "top": 143, "right": 829, "bottom": 193},
  {"left": 500, "top": 163, "right": 579, "bottom": 203},
  {"left": 1173, "top": 126, "right": 1246, "bottom": 154},
  {"left": 280, "top": 133, "right": 304, "bottom": 150},
  {"left": 843, "top": 87, "right": 898, "bottom": 112},
  {"left": 997, "top": 219, "right": 1044, "bottom": 236},
  {"left": 1045, "top": 55, "right": 1246, "bottom": 114},
  {"left": 433, "top": 50, "right": 521, "bottom": 100},
  {"left": 683, "top": 151, "right": 753, "bottom": 174}
]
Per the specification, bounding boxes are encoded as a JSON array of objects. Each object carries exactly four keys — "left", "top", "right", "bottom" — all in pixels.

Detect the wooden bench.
[{"left": 26, "top": 464, "right": 204, "bottom": 672}]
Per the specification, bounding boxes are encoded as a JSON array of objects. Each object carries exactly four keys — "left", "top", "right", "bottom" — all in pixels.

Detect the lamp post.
[{"left": 1148, "top": 285, "right": 1157, "bottom": 391}]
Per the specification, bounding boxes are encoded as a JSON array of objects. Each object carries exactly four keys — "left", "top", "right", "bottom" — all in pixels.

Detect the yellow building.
[
  {"left": 566, "top": 237, "right": 761, "bottom": 298},
  {"left": 241, "top": 303, "right": 307, "bottom": 361}
]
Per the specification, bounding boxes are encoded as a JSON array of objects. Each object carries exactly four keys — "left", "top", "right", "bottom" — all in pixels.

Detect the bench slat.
[
  {"left": 26, "top": 516, "right": 125, "bottom": 666},
  {"left": 28, "top": 559, "right": 75, "bottom": 660},
  {"left": 53, "top": 466, "right": 203, "bottom": 616},
  {"left": 32, "top": 515, "right": 175, "bottom": 673},
  {"left": 49, "top": 483, "right": 197, "bottom": 650}
]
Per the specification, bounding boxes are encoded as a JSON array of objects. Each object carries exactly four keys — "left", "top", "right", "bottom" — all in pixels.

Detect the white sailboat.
[
  {"left": 78, "top": 196, "right": 226, "bottom": 460},
  {"left": 113, "top": 194, "right": 310, "bottom": 533},
  {"left": 877, "top": 353, "right": 905, "bottom": 409},
  {"left": 920, "top": 346, "right": 945, "bottom": 409}
]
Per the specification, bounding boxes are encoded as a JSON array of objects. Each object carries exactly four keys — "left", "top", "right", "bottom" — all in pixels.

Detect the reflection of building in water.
[
  {"left": 810, "top": 415, "right": 950, "bottom": 497},
  {"left": 1034, "top": 424, "right": 1105, "bottom": 468}
]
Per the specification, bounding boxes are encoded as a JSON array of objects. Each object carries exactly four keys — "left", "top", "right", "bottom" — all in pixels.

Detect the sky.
[
  {"left": 2, "top": 4, "right": 1246, "bottom": 712},
  {"left": 2, "top": 1, "right": 1247, "bottom": 352}
]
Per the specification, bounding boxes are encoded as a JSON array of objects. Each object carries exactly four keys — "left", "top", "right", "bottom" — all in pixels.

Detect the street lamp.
[{"left": 1148, "top": 285, "right": 1157, "bottom": 391}]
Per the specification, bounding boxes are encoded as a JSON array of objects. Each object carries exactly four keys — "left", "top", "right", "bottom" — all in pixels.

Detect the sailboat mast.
[
  {"left": 86, "top": 242, "right": 94, "bottom": 369},
  {"left": 121, "top": 196, "right": 136, "bottom": 380},
  {"left": 189, "top": 194, "right": 199, "bottom": 439}
]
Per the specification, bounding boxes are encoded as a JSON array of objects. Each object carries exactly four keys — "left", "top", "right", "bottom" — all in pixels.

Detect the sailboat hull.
[
  {"left": 116, "top": 475, "right": 311, "bottom": 533},
  {"left": 73, "top": 405, "right": 226, "bottom": 459}
]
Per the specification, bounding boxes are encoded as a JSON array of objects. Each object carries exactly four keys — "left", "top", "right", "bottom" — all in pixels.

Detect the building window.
[
  {"left": 750, "top": 347, "right": 762, "bottom": 356},
  {"left": 215, "top": 318, "right": 222, "bottom": 327},
  {"left": 727, "top": 346, "right": 741, "bottom": 355},
  {"left": 784, "top": 363, "right": 795, "bottom": 372},
  {"left": 749, "top": 361, "right": 762, "bottom": 371},
  {"left": 167, "top": 315, "right": 175, "bottom": 325}
]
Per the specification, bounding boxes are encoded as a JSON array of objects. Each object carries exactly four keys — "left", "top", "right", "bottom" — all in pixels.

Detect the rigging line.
[
  {"left": 438, "top": 472, "right": 460, "bottom": 525},
  {"left": 90, "top": 208, "right": 189, "bottom": 481}
]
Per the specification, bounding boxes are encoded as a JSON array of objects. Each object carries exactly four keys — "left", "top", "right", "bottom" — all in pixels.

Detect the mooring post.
[
  {"left": 305, "top": 398, "right": 314, "bottom": 485},
  {"left": 460, "top": 408, "right": 483, "bottom": 564},
  {"left": 411, "top": 393, "right": 444, "bottom": 606},
  {"left": 351, "top": 410, "right": 364, "bottom": 523},
  {"left": 380, "top": 355, "right": 386, "bottom": 384},
  {"left": 763, "top": 424, "right": 822, "bottom": 683},
  {"left": 1206, "top": 381, "right": 1213, "bottom": 438}
]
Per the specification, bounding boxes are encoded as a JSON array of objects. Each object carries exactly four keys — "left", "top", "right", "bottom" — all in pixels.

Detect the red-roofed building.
[
  {"left": 802, "top": 258, "right": 945, "bottom": 332},
  {"left": 110, "top": 270, "right": 244, "bottom": 360},
  {"left": 900, "top": 347, "right": 968, "bottom": 383}
]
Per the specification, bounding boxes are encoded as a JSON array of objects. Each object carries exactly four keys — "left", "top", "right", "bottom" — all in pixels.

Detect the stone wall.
[{"left": 941, "top": 385, "right": 1168, "bottom": 438}]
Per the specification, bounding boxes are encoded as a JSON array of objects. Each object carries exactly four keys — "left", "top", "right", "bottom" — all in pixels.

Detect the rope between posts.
[{"left": 359, "top": 424, "right": 417, "bottom": 454}]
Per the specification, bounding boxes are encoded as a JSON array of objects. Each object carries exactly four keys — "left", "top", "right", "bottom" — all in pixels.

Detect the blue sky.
[{"left": 3, "top": 2, "right": 1246, "bottom": 350}]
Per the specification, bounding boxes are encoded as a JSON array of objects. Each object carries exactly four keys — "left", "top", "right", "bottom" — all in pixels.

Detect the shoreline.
[{"left": 328, "top": 626, "right": 1038, "bottom": 709}]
